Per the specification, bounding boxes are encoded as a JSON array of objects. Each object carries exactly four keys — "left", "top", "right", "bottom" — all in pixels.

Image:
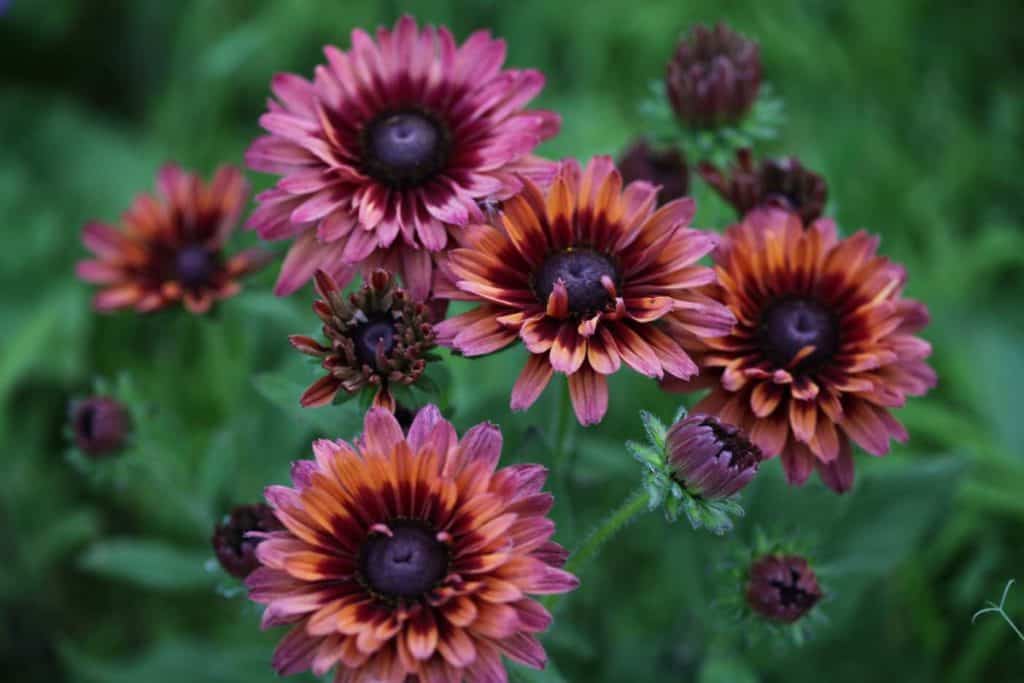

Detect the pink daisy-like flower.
[
  {"left": 434, "top": 156, "right": 735, "bottom": 426},
  {"left": 248, "top": 405, "right": 576, "bottom": 682},
  {"left": 246, "top": 15, "right": 561, "bottom": 300}
]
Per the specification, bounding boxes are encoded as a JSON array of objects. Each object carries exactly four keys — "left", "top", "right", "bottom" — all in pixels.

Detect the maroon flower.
[
  {"left": 617, "top": 138, "right": 688, "bottom": 205},
  {"left": 211, "top": 504, "right": 284, "bottom": 579},
  {"left": 666, "top": 23, "right": 761, "bottom": 128},
  {"left": 699, "top": 148, "right": 828, "bottom": 224},
  {"left": 666, "top": 414, "right": 761, "bottom": 499},
  {"left": 246, "top": 15, "right": 560, "bottom": 300},
  {"left": 76, "top": 165, "right": 269, "bottom": 314},
  {"left": 745, "top": 554, "right": 823, "bottom": 623},
  {"left": 69, "top": 396, "right": 130, "bottom": 457}
]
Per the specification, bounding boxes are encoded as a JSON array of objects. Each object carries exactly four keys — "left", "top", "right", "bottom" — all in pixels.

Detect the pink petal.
[
  {"left": 510, "top": 354, "right": 554, "bottom": 412},
  {"left": 362, "top": 408, "right": 404, "bottom": 455},
  {"left": 567, "top": 366, "right": 608, "bottom": 426}
]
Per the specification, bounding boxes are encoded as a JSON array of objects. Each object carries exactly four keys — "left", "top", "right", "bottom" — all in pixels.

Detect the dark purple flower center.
[
  {"left": 534, "top": 249, "right": 618, "bottom": 316},
  {"left": 771, "top": 567, "right": 820, "bottom": 610},
  {"left": 360, "top": 522, "right": 449, "bottom": 599},
  {"left": 353, "top": 316, "right": 396, "bottom": 367},
  {"left": 701, "top": 417, "right": 761, "bottom": 470},
  {"left": 175, "top": 244, "right": 218, "bottom": 289},
  {"left": 363, "top": 111, "right": 450, "bottom": 188},
  {"left": 758, "top": 297, "right": 838, "bottom": 373}
]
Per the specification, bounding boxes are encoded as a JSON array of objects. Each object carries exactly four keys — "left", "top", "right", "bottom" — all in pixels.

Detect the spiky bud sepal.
[
  {"left": 290, "top": 269, "right": 440, "bottom": 412},
  {"left": 628, "top": 407, "right": 760, "bottom": 535},
  {"left": 640, "top": 79, "right": 783, "bottom": 166}
]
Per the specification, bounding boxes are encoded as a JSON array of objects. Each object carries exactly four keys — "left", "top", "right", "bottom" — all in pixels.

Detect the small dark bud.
[
  {"left": 69, "top": 396, "right": 130, "bottom": 457},
  {"left": 699, "top": 148, "right": 828, "bottom": 224},
  {"left": 746, "top": 554, "right": 823, "bottom": 623},
  {"left": 211, "top": 504, "right": 283, "bottom": 579},
  {"left": 666, "top": 22, "right": 762, "bottom": 128},
  {"left": 618, "top": 139, "right": 689, "bottom": 205}
]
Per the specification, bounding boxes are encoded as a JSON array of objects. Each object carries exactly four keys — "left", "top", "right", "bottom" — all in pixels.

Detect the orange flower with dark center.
[
  {"left": 664, "top": 209, "right": 936, "bottom": 492},
  {"left": 76, "top": 164, "right": 270, "bottom": 314},
  {"left": 435, "top": 156, "right": 735, "bottom": 425},
  {"left": 247, "top": 406, "right": 577, "bottom": 681}
]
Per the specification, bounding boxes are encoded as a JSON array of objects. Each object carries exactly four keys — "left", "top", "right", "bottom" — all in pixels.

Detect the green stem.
[
  {"left": 550, "top": 380, "right": 577, "bottom": 538},
  {"left": 546, "top": 487, "right": 650, "bottom": 613},
  {"left": 565, "top": 487, "right": 649, "bottom": 576}
]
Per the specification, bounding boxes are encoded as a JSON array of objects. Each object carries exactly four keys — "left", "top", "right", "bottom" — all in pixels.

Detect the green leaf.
[
  {"left": 252, "top": 370, "right": 362, "bottom": 437},
  {"left": 78, "top": 538, "right": 215, "bottom": 591},
  {"left": 639, "top": 410, "right": 668, "bottom": 449},
  {"left": 509, "top": 661, "right": 568, "bottom": 683},
  {"left": 626, "top": 440, "right": 663, "bottom": 468},
  {"left": 698, "top": 655, "right": 759, "bottom": 683},
  {"left": 58, "top": 638, "right": 283, "bottom": 683}
]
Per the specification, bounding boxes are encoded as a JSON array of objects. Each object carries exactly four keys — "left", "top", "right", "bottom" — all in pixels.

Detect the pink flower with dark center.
[
  {"left": 246, "top": 15, "right": 561, "bottom": 300},
  {"left": 435, "top": 156, "right": 735, "bottom": 426},
  {"left": 76, "top": 165, "right": 269, "bottom": 314},
  {"left": 664, "top": 209, "right": 937, "bottom": 492},
  {"left": 247, "top": 406, "right": 576, "bottom": 682}
]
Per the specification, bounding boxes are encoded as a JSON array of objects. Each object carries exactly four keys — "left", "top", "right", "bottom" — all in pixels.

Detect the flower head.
[
  {"left": 68, "top": 396, "right": 130, "bottom": 457},
  {"left": 436, "top": 156, "right": 734, "bottom": 425},
  {"left": 247, "top": 406, "right": 577, "bottom": 681},
  {"left": 629, "top": 409, "right": 756, "bottom": 534},
  {"left": 745, "top": 554, "right": 823, "bottom": 624},
  {"left": 617, "top": 138, "right": 688, "bottom": 205},
  {"left": 212, "top": 504, "right": 284, "bottom": 579},
  {"left": 246, "top": 15, "right": 560, "bottom": 300},
  {"left": 666, "top": 23, "right": 761, "bottom": 128},
  {"left": 699, "top": 148, "right": 828, "bottom": 224},
  {"left": 76, "top": 164, "right": 269, "bottom": 314},
  {"left": 666, "top": 414, "right": 761, "bottom": 500},
  {"left": 665, "top": 209, "right": 936, "bottom": 492},
  {"left": 289, "top": 269, "right": 438, "bottom": 411}
]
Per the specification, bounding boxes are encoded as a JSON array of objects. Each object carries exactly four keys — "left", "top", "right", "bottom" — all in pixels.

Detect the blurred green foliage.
[{"left": 2, "top": 0, "right": 1024, "bottom": 681}]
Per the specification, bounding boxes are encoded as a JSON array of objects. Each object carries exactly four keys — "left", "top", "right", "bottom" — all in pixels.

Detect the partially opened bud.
[
  {"left": 698, "top": 148, "right": 828, "bottom": 224},
  {"left": 746, "top": 554, "right": 823, "bottom": 624},
  {"left": 211, "top": 504, "right": 283, "bottom": 579},
  {"left": 666, "top": 22, "right": 761, "bottom": 128},
  {"left": 666, "top": 414, "right": 761, "bottom": 499},
  {"left": 629, "top": 410, "right": 758, "bottom": 534},
  {"left": 289, "top": 268, "right": 438, "bottom": 411},
  {"left": 69, "top": 396, "right": 130, "bottom": 457}
]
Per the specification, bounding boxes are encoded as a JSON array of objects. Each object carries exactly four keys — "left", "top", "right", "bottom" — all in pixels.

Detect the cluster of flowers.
[{"left": 74, "top": 16, "right": 935, "bottom": 682}]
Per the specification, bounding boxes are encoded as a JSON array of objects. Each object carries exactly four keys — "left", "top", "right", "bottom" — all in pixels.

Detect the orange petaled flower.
[
  {"left": 435, "top": 156, "right": 735, "bottom": 426},
  {"left": 76, "top": 164, "right": 270, "bottom": 314},
  {"left": 664, "top": 209, "right": 936, "bottom": 492},
  {"left": 248, "top": 406, "right": 577, "bottom": 682}
]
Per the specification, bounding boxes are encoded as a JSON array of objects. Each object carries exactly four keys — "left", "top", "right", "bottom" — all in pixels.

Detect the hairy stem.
[{"left": 546, "top": 487, "right": 649, "bottom": 613}]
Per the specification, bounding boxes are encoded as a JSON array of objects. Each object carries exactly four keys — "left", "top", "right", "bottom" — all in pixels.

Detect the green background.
[{"left": 3, "top": 1, "right": 1023, "bottom": 681}]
